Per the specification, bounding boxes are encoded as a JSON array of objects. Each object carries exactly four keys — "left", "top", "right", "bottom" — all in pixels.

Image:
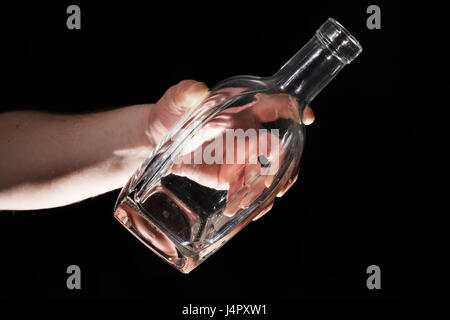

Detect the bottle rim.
[{"left": 316, "top": 18, "right": 363, "bottom": 64}]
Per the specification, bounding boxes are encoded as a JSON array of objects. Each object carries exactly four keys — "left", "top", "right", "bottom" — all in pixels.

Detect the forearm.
[{"left": 0, "top": 105, "right": 152, "bottom": 210}]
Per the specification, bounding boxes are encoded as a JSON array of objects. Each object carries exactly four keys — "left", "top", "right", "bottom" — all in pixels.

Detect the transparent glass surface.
[
  {"left": 114, "top": 18, "right": 362, "bottom": 273},
  {"left": 115, "top": 77, "right": 304, "bottom": 273}
]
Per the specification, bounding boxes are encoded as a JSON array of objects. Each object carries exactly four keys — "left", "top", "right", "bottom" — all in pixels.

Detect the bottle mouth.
[{"left": 316, "top": 18, "right": 362, "bottom": 64}]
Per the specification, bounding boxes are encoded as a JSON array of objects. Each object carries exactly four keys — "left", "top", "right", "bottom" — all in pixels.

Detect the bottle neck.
[
  {"left": 272, "top": 37, "right": 345, "bottom": 107},
  {"left": 271, "top": 18, "right": 362, "bottom": 108}
]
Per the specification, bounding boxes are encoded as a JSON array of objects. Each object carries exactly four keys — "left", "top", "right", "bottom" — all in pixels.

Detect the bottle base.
[
  {"left": 114, "top": 196, "right": 199, "bottom": 274},
  {"left": 114, "top": 183, "right": 279, "bottom": 274}
]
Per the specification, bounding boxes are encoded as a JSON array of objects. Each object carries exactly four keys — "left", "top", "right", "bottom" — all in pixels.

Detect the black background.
[{"left": 0, "top": 0, "right": 445, "bottom": 312}]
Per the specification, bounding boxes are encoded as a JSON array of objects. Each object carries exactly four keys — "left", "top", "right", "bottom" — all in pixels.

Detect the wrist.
[{"left": 110, "top": 104, "right": 154, "bottom": 185}]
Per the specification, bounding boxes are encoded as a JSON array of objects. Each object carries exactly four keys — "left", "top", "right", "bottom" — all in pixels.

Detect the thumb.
[
  {"left": 148, "top": 80, "right": 209, "bottom": 146},
  {"left": 157, "top": 79, "right": 209, "bottom": 116}
]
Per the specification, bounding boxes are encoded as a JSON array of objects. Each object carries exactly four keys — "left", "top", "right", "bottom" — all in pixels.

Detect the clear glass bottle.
[{"left": 114, "top": 18, "right": 362, "bottom": 273}]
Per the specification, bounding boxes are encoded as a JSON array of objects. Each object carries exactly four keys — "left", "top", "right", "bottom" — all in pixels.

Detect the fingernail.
[
  {"left": 264, "top": 174, "right": 275, "bottom": 188},
  {"left": 181, "top": 82, "right": 209, "bottom": 110},
  {"left": 252, "top": 202, "right": 274, "bottom": 221},
  {"left": 224, "top": 184, "right": 247, "bottom": 217},
  {"left": 223, "top": 201, "right": 240, "bottom": 217},
  {"left": 240, "top": 190, "right": 259, "bottom": 209},
  {"left": 276, "top": 173, "right": 298, "bottom": 197},
  {"left": 302, "top": 105, "right": 315, "bottom": 125}
]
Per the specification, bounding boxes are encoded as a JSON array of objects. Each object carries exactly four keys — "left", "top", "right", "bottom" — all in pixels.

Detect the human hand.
[
  {"left": 147, "top": 80, "right": 314, "bottom": 146},
  {"left": 146, "top": 80, "right": 315, "bottom": 220}
]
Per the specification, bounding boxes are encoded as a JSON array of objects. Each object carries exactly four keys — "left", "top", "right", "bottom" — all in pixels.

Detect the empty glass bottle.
[{"left": 114, "top": 18, "right": 362, "bottom": 273}]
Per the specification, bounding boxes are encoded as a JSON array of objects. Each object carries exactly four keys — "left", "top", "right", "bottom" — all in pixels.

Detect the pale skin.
[{"left": 0, "top": 80, "right": 314, "bottom": 217}]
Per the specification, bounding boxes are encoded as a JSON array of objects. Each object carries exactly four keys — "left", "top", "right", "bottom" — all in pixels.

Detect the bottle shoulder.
[{"left": 212, "top": 75, "right": 275, "bottom": 92}]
